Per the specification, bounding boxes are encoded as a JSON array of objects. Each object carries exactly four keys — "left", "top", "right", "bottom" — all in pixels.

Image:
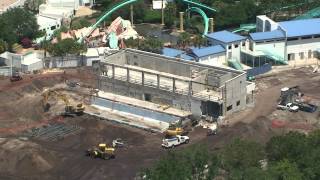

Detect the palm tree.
[{"left": 177, "top": 32, "right": 191, "bottom": 49}]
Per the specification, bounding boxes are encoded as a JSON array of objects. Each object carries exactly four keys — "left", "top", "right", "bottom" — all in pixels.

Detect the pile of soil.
[{"left": 0, "top": 138, "right": 58, "bottom": 176}]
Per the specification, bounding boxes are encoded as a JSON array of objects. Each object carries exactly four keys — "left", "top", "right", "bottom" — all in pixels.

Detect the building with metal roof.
[
  {"left": 206, "top": 30, "right": 246, "bottom": 44},
  {"left": 243, "top": 16, "right": 320, "bottom": 69},
  {"left": 249, "top": 29, "right": 285, "bottom": 42},
  {"left": 279, "top": 18, "right": 320, "bottom": 38}
]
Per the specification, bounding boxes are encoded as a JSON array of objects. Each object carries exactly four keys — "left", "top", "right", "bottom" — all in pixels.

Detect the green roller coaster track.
[
  {"left": 186, "top": 7, "right": 209, "bottom": 36},
  {"left": 78, "top": 0, "right": 216, "bottom": 42}
]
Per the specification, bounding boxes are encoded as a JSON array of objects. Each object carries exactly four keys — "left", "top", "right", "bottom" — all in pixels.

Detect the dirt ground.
[{"left": 0, "top": 67, "right": 319, "bottom": 180}]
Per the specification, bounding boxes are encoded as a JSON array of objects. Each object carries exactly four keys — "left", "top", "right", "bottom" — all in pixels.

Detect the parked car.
[{"left": 277, "top": 103, "right": 299, "bottom": 112}]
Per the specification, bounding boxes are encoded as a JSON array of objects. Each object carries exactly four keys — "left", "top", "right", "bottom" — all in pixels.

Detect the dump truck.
[
  {"left": 86, "top": 144, "right": 115, "bottom": 160},
  {"left": 162, "top": 135, "right": 189, "bottom": 148}
]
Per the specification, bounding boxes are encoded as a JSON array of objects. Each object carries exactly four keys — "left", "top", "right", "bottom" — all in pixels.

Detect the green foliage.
[
  {"left": 0, "top": 7, "right": 39, "bottom": 49},
  {"left": 47, "top": 39, "right": 87, "bottom": 57},
  {"left": 138, "top": 37, "right": 163, "bottom": 54},
  {"left": 266, "top": 131, "right": 307, "bottom": 162},
  {"left": 221, "top": 139, "right": 265, "bottom": 170},
  {"left": 24, "top": 0, "right": 45, "bottom": 12},
  {"left": 143, "top": 144, "right": 220, "bottom": 180},
  {"left": 268, "top": 159, "right": 303, "bottom": 180},
  {"left": 0, "top": 39, "right": 8, "bottom": 54},
  {"left": 164, "top": 2, "right": 177, "bottom": 28},
  {"left": 52, "top": 26, "right": 69, "bottom": 40},
  {"left": 177, "top": 32, "right": 191, "bottom": 48},
  {"left": 144, "top": 130, "right": 320, "bottom": 180},
  {"left": 71, "top": 18, "right": 91, "bottom": 30},
  {"left": 143, "top": 10, "right": 161, "bottom": 23}
]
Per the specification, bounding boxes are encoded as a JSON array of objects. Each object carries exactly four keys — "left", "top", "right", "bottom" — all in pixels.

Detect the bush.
[{"left": 143, "top": 10, "right": 161, "bottom": 23}]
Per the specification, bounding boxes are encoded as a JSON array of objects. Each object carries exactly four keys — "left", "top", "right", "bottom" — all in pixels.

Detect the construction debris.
[{"left": 23, "top": 123, "right": 82, "bottom": 141}]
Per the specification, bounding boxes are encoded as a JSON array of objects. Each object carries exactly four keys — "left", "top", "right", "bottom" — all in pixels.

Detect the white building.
[
  {"left": 246, "top": 17, "right": 320, "bottom": 67},
  {"left": 0, "top": 51, "right": 43, "bottom": 73},
  {"left": 190, "top": 45, "right": 226, "bottom": 67},
  {"left": 152, "top": 0, "right": 173, "bottom": 10},
  {"left": 37, "top": 15, "right": 62, "bottom": 38},
  {"left": 206, "top": 30, "right": 247, "bottom": 62}
]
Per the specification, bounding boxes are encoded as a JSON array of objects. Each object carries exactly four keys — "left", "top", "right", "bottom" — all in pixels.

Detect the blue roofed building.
[
  {"left": 206, "top": 30, "right": 247, "bottom": 63},
  {"left": 162, "top": 47, "right": 195, "bottom": 61},
  {"left": 190, "top": 45, "right": 226, "bottom": 66},
  {"left": 243, "top": 16, "right": 320, "bottom": 68}
]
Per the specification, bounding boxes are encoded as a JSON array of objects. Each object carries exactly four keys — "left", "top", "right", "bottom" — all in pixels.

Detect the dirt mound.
[{"left": 0, "top": 138, "right": 57, "bottom": 176}]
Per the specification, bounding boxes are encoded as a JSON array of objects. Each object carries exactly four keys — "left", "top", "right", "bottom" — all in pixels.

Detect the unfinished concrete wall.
[
  {"left": 224, "top": 73, "right": 247, "bottom": 115},
  {"left": 106, "top": 51, "right": 126, "bottom": 65},
  {"left": 99, "top": 77, "right": 196, "bottom": 112},
  {"left": 125, "top": 51, "right": 192, "bottom": 77}
]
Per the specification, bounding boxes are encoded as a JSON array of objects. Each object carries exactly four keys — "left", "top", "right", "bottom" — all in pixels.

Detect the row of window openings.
[
  {"left": 228, "top": 42, "right": 246, "bottom": 50},
  {"left": 288, "top": 50, "right": 317, "bottom": 60},
  {"left": 227, "top": 100, "right": 241, "bottom": 111}
]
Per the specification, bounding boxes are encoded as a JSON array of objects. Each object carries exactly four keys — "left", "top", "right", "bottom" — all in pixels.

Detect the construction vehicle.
[
  {"left": 277, "top": 103, "right": 299, "bottom": 112},
  {"left": 165, "top": 127, "right": 184, "bottom": 137},
  {"left": 162, "top": 135, "right": 190, "bottom": 148},
  {"left": 42, "top": 90, "right": 85, "bottom": 116},
  {"left": 86, "top": 143, "right": 115, "bottom": 160},
  {"left": 10, "top": 74, "right": 22, "bottom": 82}
]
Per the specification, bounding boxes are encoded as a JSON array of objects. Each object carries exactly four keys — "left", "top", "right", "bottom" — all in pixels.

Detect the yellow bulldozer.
[
  {"left": 86, "top": 144, "right": 115, "bottom": 160},
  {"left": 42, "top": 89, "right": 85, "bottom": 116}
]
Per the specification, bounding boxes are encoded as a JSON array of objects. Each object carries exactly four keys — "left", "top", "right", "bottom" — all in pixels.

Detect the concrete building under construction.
[{"left": 97, "top": 49, "right": 250, "bottom": 119}]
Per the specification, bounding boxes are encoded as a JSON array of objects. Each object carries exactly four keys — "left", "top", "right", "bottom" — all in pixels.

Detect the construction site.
[{"left": 0, "top": 63, "right": 319, "bottom": 179}]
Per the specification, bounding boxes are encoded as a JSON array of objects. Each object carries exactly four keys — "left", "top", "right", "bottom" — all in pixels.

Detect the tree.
[
  {"left": 268, "top": 159, "right": 303, "bottom": 180},
  {"left": 21, "top": 37, "right": 32, "bottom": 48},
  {"left": 220, "top": 139, "right": 265, "bottom": 171},
  {"left": 266, "top": 131, "right": 307, "bottom": 162},
  {"left": 0, "top": 39, "right": 8, "bottom": 54},
  {"left": 177, "top": 32, "right": 191, "bottom": 49},
  {"left": 164, "top": 2, "right": 177, "bottom": 28},
  {"left": 1, "top": 8, "right": 39, "bottom": 41},
  {"left": 24, "top": 0, "right": 45, "bottom": 12},
  {"left": 192, "top": 35, "right": 206, "bottom": 48},
  {"left": 143, "top": 144, "right": 221, "bottom": 180},
  {"left": 138, "top": 37, "right": 163, "bottom": 54},
  {"left": 48, "top": 39, "right": 87, "bottom": 57},
  {"left": 71, "top": 18, "right": 91, "bottom": 30}
]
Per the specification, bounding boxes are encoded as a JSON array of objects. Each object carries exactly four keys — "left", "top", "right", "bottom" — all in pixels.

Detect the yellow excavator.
[
  {"left": 42, "top": 90, "right": 85, "bottom": 116},
  {"left": 86, "top": 144, "right": 115, "bottom": 160},
  {"left": 164, "top": 123, "right": 185, "bottom": 137}
]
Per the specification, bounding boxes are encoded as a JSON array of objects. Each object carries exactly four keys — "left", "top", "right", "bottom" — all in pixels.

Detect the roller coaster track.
[{"left": 78, "top": 0, "right": 216, "bottom": 42}]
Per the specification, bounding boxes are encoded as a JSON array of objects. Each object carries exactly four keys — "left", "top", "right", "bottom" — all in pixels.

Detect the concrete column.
[
  {"left": 142, "top": 71, "right": 144, "bottom": 86},
  {"left": 209, "top": 18, "right": 214, "bottom": 33},
  {"left": 157, "top": 74, "right": 160, "bottom": 89},
  {"left": 188, "top": 81, "right": 192, "bottom": 96},
  {"left": 179, "top": 12, "right": 184, "bottom": 32},
  {"left": 161, "top": 0, "right": 164, "bottom": 25},
  {"left": 127, "top": 67, "right": 130, "bottom": 82},
  {"left": 112, "top": 64, "right": 115, "bottom": 79},
  {"left": 172, "top": 78, "right": 176, "bottom": 93},
  {"left": 130, "top": 5, "right": 134, "bottom": 27}
]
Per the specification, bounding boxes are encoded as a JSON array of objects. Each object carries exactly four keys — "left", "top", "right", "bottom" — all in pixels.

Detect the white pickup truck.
[
  {"left": 161, "top": 135, "right": 190, "bottom": 148},
  {"left": 277, "top": 103, "right": 299, "bottom": 112}
]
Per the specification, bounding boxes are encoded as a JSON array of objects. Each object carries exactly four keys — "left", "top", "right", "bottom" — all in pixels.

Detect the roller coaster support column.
[
  {"left": 209, "top": 18, "right": 214, "bottom": 32},
  {"left": 161, "top": 0, "right": 164, "bottom": 25},
  {"left": 130, "top": 5, "right": 134, "bottom": 27},
  {"left": 179, "top": 12, "right": 184, "bottom": 32}
]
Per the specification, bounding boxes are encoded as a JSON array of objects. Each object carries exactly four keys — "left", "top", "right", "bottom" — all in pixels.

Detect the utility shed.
[
  {"left": 21, "top": 53, "right": 43, "bottom": 73},
  {"left": 98, "top": 49, "right": 249, "bottom": 118}
]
